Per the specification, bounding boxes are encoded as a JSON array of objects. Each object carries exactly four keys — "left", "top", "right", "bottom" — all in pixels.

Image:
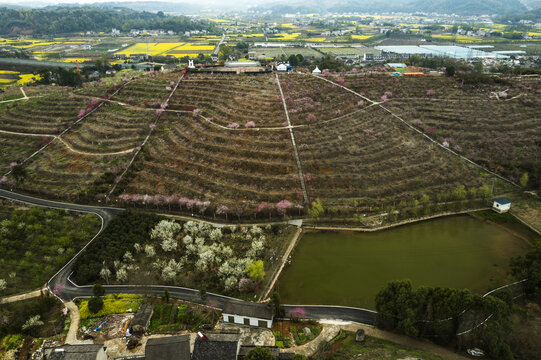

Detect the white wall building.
[
  {"left": 492, "top": 197, "right": 511, "bottom": 213},
  {"left": 222, "top": 302, "right": 273, "bottom": 328}
]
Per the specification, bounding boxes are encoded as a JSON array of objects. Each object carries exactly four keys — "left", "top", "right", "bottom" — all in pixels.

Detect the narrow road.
[{"left": 0, "top": 288, "right": 45, "bottom": 304}]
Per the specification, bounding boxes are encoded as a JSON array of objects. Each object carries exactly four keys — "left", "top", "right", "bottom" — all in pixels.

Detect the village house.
[
  {"left": 43, "top": 344, "right": 107, "bottom": 360},
  {"left": 192, "top": 333, "right": 241, "bottom": 360},
  {"left": 492, "top": 197, "right": 511, "bottom": 213},
  {"left": 222, "top": 302, "right": 273, "bottom": 328},
  {"left": 145, "top": 335, "right": 190, "bottom": 360}
]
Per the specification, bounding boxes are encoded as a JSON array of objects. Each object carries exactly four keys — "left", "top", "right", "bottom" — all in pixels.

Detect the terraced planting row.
[
  {"left": 112, "top": 71, "right": 180, "bottom": 106},
  {"left": 62, "top": 102, "right": 156, "bottom": 153},
  {"left": 120, "top": 112, "right": 301, "bottom": 216},
  {"left": 387, "top": 95, "right": 541, "bottom": 184},
  {"left": 169, "top": 73, "right": 285, "bottom": 127},
  {"left": 295, "top": 105, "right": 491, "bottom": 217},
  {"left": 0, "top": 91, "right": 81, "bottom": 134},
  {"left": 341, "top": 74, "right": 502, "bottom": 100},
  {"left": 0, "top": 133, "right": 45, "bottom": 174},
  {"left": 279, "top": 74, "right": 363, "bottom": 125},
  {"left": 17, "top": 141, "right": 132, "bottom": 199}
]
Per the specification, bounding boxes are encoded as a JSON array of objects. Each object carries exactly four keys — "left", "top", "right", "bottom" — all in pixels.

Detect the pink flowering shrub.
[
  {"left": 289, "top": 307, "right": 306, "bottom": 320},
  {"left": 78, "top": 109, "right": 86, "bottom": 118},
  {"left": 156, "top": 108, "right": 164, "bottom": 116},
  {"left": 276, "top": 199, "right": 292, "bottom": 214},
  {"left": 306, "top": 113, "right": 316, "bottom": 123},
  {"left": 245, "top": 121, "right": 256, "bottom": 128},
  {"left": 238, "top": 278, "right": 254, "bottom": 293},
  {"left": 149, "top": 124, "right": 157, "bottom": 130},
  {"left": 357, "top": 100, "right": 365, "bottom": 106},
  {"left": 427, "top": 127, "right": 435, "bottom": 134},
  {"left": 227, "top": 123, "right": 240, "bottom": 129},
  {"left": 53, "top": 283, "right": 65, "bottom": 296},
  {"left": 336, "top": 77, "right": 345, "bottom": 85},
  {"left": 427, "top": 89, "right": 436, "bottom": 96},
  {"left": 380, "top": 95, "right": 387, "bottom": 102}
]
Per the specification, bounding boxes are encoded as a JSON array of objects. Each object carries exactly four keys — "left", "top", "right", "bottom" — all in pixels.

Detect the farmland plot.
[
  {"left": 121, "top": 111, "right": 301, "bottom": 213},
  {"left": 61, "top": 102, "right": 155, "bottom": 154},
  {"left": 295, "top": 104, "right": 489, "bottom": 217},
  {"left": 343, "top": 74, "right": 541, "bottom": 185},
  {"left": 18, "top": 141, "right": 131, "bottom": 199},
  {"left": 168, "top": 73, "right": 286, "bottom": 128}
]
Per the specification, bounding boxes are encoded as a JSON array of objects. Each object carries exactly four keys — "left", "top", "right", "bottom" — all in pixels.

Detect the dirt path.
[
  {"left": 275, "top": 74, "right": 308, "bottom": 204},
  {"left": 261, "top": 226, "right": 303, "bottom": 300},
  {"left": 65, "top": 301, "right": 80, "bottom": 344},
  {"left": 0, "top": 288, "right": 46, "bottom": 304}
]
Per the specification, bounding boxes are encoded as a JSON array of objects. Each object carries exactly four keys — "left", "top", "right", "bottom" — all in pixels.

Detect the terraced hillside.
[
  {"left": 342, "top": 74, "right": 541, "bottom": 188},
  {"left": 1, "top": 69, "right": 536, "bottom": 223}
]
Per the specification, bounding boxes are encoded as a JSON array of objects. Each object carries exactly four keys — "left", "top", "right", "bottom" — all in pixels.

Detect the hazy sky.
[{"left": 1, "top": 0, "right": 263, "bottom": 4}]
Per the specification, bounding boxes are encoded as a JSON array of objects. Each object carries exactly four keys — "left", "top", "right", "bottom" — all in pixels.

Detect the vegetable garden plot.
[
  {"left": 16, "top": 141, "right": 131, "bottom": 198},
  {"left": 295, "top": 106, "right": 490, "bottom": 214},
  {"left": 61, "top": 102, "right": 156, "bottom": 153},
  {"left": 121, "top": 112, "right": 300, "bottom": 210},
  {"left": 168, "top": 73, "right": 286, "bottom": 127},
  {"left": 279, "top": 74, "right": 364, "bottom": 126}
]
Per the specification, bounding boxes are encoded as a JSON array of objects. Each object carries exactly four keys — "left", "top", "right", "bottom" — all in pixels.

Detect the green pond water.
[{"left": 277, "top": 215, "right": 532, "bottom": 309}]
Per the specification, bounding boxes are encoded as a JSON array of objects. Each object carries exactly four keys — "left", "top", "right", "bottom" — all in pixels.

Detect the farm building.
[
  {"left": 43, "top": 344, "right": 107, "bottom": 360},
  {"left": 386, "top": 63, "right": 407, "bottom": 70},
  {"left": 192, "top": 333, "right": 241, "bottom": 360},
  {"left": 222, "top": 302, "right": 273, "bottom": 328},
  {"left": 225, "top": 61, "right": 261, "bottom": 68},
  {"left": 145, "top": 335, "right": 190, "bottom": 360},
  {"left": 130, "top": 304, "right": 154, "bottom": 333},
  {"left": 493, "top": 197, "right": 511, "bottom": 213},
  {"left": 312, "top": 66, "right": 322, "bottom": 74},
  {"left": 276, "top": 63, "right": 289, "bottom": 72}
]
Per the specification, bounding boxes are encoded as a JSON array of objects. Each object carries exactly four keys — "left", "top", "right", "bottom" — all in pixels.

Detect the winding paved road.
[{"left": 0, "top": 189, "right": 377, "bottom": 326}]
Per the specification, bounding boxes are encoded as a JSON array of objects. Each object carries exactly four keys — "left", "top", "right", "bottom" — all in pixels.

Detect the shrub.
[
  {"left": 1, "top": 334, "right": 24, "bottom": 351},
  {"left": 245, "top": 346, "right": 275, "bottom": 360},
  {"left": 87, "top": 297, "right": 103, "bottom": 314}
]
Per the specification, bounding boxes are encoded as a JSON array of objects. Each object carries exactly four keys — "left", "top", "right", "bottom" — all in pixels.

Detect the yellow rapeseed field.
[
  {"left": 115, "top": 42, "right": 185, "bottom": 56},
  {"left": 351, "top": 35, "right": 373, "bottom": 40}
]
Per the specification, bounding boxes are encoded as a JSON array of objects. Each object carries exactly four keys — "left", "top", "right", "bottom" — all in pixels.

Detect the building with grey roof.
[
  {"left": 145, "top": 335, "right": 190, "bottom": 360},
  {"left": 222, "top": 302, "right": 273, "bottom": 328},
  {"left": 192, "top": 333, "right": 240, "bottom": 360},
  {"left": 44, "top": 344, "right": 106, "bottom": 360}
]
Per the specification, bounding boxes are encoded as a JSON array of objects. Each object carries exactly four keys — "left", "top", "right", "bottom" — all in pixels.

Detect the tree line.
[{"left": 0, "top": 7, "right": 215, "bottom": 35}]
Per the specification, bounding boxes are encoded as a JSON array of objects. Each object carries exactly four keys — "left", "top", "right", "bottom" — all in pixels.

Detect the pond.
[{"left": 277, "top": 215, "right": 532, "bottom": 309}]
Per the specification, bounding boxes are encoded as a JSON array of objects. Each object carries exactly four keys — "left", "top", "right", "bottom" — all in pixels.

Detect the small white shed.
[
  {"left": 312, "top": 66, "right": 322, "bottom": 75},
  {"left": 222, "top": 302, "right": 273, "bottom": 328},
  {"left": 276, "top": 63, "right": 288, "bottom": 72},
  {"left": 492, "top": 197, "right": 511, "bottom": 213}
]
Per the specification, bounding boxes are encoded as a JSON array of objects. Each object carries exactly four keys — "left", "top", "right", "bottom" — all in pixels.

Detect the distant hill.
[
  {"left": 253, "top": 0, "right": 528, "bottom": 15},
  {"left": 496, "top": 7, "right": 541, "bottom": 22},
  {"left": 0, "top": 3, "right": 30, "bottom": 9},
  {"left": 50, "top": 1, "right": 204, "bottom": 14},
  {"left": 0, "top": 7, "right": 216, "bottom": 36}
]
